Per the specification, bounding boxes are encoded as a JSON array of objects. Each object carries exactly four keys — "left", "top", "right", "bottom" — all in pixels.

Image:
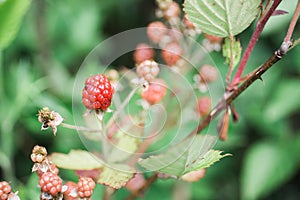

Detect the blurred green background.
[{"left": 0, "top": 0, "right": 299, "bottom": 199}]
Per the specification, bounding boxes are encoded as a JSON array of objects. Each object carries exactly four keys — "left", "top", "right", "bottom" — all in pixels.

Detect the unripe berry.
[
  {"left": 136, "top": 60, "right": 160, "bottom": 81},
  {"left": 163, "top": 2, "right": 180, "bottom": 20},
  {"left": 199, "top": 64, "right": 218, "bottom": 83},
  {"left": 82, "top": 74, "right": 114, "bottom": 111},
  {"left": 197, "top": 96, "right": 212, "bottom": 116},
  {"left": 161, "top": 42, "right": 183, "bottom": 66},
  {"left": 147, "top": 21, "right": 168, "bottom": 44},
  {"left": 133, "top": 43, "right": 155, "bottom": 64},
  {"left": 63, "top": 181, "right": 77, "bottom": 200},
  {"left": 77, "top": 177, "right": 96, "bottom": 198},
  {"left": 141, "top": 79, "right": 167, "bottom": 105},
  {"left": 39, "top": 172, "right": 62, "bottom": 196},
  {"left": 181, "top": 169, "right": 206, "bottom": 182},
  {"left": 0, "top": 181, "right": 11, "bottom": 200}
]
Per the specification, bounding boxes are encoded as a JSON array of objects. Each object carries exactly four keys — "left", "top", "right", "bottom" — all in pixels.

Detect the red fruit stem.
[
  {"left": 284, "top": 0, "right": 300, "bottom": 43},
  {"left": 125, "top": 173, "right": 158, "bottom": 200},
  {"left": 231, "top": 0, "right": 282, "bottom": 86}
]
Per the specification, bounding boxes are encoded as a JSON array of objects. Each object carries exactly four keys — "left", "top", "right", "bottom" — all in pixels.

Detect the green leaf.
[
  {"left": 108, "top": 131, "right": 140, "bottom": 163},
  {"left": 139, "top": 135, "right": 228, "bottom": 177},
  {"left": 51, "top": 150, "right": 103, "bottom": 170},
  {"left": 241, "top": 141, "right": 298, "bottom": 200},
  {"left": 0, "top": 0, "right": 32, "bottom": 50},
  {"left": 97, "top": 164, "right": 135, "bottom": 189},
  {"left": 222, "top": 37, "right": 242, "bottom": 69},
  {"left": 183, "top": 0, "right": 260, "bottom": 37}
]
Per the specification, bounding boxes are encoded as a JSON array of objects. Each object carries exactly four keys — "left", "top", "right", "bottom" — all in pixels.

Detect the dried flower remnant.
[{"left": 38, "top": 107, "right": 64, "bottom": 136}]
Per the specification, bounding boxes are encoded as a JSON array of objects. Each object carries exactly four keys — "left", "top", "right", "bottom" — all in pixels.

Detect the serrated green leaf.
[
  {"left": 184, "top": 150, "right": 231, "bottom": 174},
  {"left": 97, "top": 164, "right": 135, "bottom": 189},
  {"left": 51, "top": 150, "right": 103, "bottom": 170},
  {"left": 139, "top": 135, "right": 228, "bottom": 177},
  {"left": 108, "top": 132, "right": 140, "bottom": 163},
  {"left": 222, "top": 37, "right": 242, "bottom": 69},
  {"left": 183, "top": 0, "right": 260, "bottom": 37},
  {"left": 241, "top": 141, "right": 298, "bottom": 200},
  {"left": 0, "top": 0, "right": 32, "bottom": 50}
]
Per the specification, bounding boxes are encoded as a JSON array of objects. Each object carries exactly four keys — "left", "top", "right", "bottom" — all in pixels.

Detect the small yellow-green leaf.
[
  {"left": 97, "top": 164, "right": 135, "bottom": 189},
  {"left": 183, "top": 0, "right": 260, "bottom": 37},
  {"left": 222, "top": 37, "right": 242, "bottom": 69},
  {"left": 51, "top": 150, "right": 103, "bottom": 170}
]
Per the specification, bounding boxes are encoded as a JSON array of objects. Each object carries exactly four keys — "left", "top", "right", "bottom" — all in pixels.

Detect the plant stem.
[
  {"left": 125, "top": 173, "right": 159, "bottom": 200},
  {"left": 195, "top": 43, "right": 292, "bottom": 135},
  {"left": 60, "top": 122, "right": 101, "bottom": 132},
  {"left": 283, "top": 0, "right": 300, "bottom": 43},
  {"left": 231, "top": 0, "right": 282, "bottom": 86},
  {"left": 226, "top": 35, "right": 235, "bottom": 86}
]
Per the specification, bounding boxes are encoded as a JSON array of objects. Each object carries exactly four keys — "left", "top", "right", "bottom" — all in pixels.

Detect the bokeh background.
[{"left": 0, "top": 0, "right": 299, "bottom": 199}]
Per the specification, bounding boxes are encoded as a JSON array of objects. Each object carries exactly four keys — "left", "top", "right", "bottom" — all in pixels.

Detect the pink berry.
[
  {"left": 199, "top": 64, "right": 218, "bottom": 83},
  {"left": 147, "top": 21, "right": 168, "bottom": 44},
  {"left": 126, "top": 173, "right": 146, "bottom": 192},
  {"left": 164, "top": 2, "right": 181, "bottom": 20},
  {"left": 77, "top": 177, "right": 96, "bottom": 198},
  {"left": 141, "top": 79, "right": 167, "bottom": 105},
  {"left": 197, "top": 96, "right": 212, "bottom": 116},
  {"left": 161, "top": 42, "right": 183, "bottom": 66},
  {"left": 0, "top": 181, "right": 11, "bottom": 200},
  {"left": 63, "top": 181, "right": 78, "bottom": 200},
  {"left": 136, "top": 60, "right": 160, "bottom": 81},
  {"left": 133, "top": 43, "right": 155, "bottom": 64},
  {"left": 39, "top": 172, "right": 62, "bottom": 196},
  {"left": 82, "top": 74, "right": 114, "bottom": 111}
]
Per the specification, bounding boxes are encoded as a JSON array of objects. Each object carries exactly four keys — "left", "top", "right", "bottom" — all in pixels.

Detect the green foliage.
[
  {"left": 0, "top": 0, "right": 31, "bottom": 50},
  {"left": 183, "top": 0, "right": 260, "bottom": 37},
  {"left": 241, "top": 139, "right": 300, "bottom": 200},
  {"left": 97, "top": 164, "right": 135, "bottom": 189},
  {"left": 139, "top": 135, "right": 230, "bottom": 177},
  {"left": 51, "top": 150, "right": 103, "bottom": 170}
]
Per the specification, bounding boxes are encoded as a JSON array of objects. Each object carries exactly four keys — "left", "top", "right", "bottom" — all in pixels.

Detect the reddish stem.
[
  {"left": 284, "top": 0, "right": 300, "bottom": 43},
  {"left": 231, "top": 0, "right": 282, "bottom": 86}
]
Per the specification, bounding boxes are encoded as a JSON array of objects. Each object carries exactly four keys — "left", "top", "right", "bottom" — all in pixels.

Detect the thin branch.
[
  {"left": 284, "top": 0, "right": 300, "bottom": 43},
  {"left": 195, "top": 43, "right": 293, "bottom": 135},
  {"left": 60, "top": 122, "right": 101, "bottom": 132},
  {"left": 231, "top": 0, "right": 282, "bottom": 86}
]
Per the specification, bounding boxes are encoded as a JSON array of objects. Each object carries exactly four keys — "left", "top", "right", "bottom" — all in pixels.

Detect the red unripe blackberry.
[
  {"left": 133, "top": 43, "right": 155, "bottom": 64},
  {"left": 63, "top": 181, "right": 77, "bottom": 200},
  {"left": 204, "top": 34, "right": 223, "bottom": 44},
  {"left": 161, "top": 42, "right": 183, "bottom": 66},
  {"left": 77, "top": 177, "right": 96, "bottom": 198},
  {"left": 136, "top": 60, "right": 160, "bottom": 81},
  {"left": 39, "top": 172, "right": 62, "bottom": 196},
  {"left": 0, "top": 181, "right": 11, "bottom": 200},
  {"left": 147, "top": 21, "right": 168, "bottom": 44},
  {"left": 199, "top": 64, "right": 218, "bottom": 83},
  {"left": 82, "top": 74, "right": 114, "bottom": 111},
  {"left": 197, "top": 96, "right": 212, "bottom": 116},
  {"left": 141, "top": 79, "right": 167, "bottom": 105},
  {"left": 164, "top": 2, "right": 181, "bottom": 20}
]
